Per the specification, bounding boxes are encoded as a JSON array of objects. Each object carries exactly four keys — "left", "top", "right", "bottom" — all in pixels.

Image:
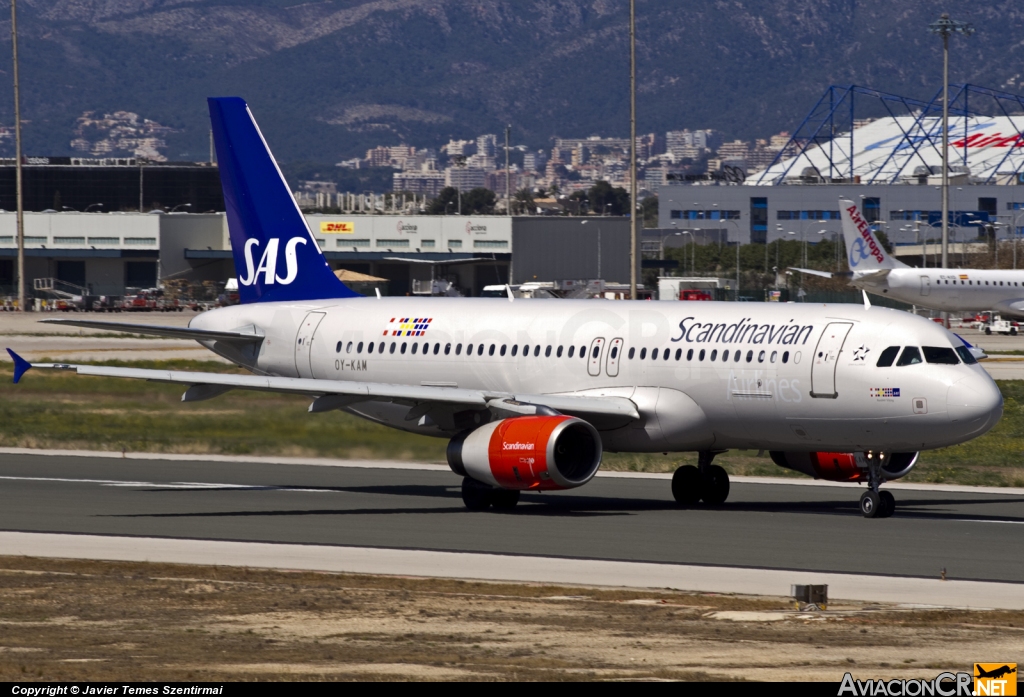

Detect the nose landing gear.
[{"left": 672, "top": 451, "right": 730, "bottom": 505}]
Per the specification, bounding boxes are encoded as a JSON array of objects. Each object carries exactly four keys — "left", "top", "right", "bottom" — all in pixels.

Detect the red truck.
[{"left": 679, "top": 289, "right": 713, "bottom": 301}]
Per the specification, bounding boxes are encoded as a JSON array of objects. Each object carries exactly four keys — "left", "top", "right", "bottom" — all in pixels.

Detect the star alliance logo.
[{"left": 853, "top": 345, "right": 870, "bottom": 361}]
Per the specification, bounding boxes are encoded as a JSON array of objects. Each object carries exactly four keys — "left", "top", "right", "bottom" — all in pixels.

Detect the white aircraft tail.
[{"left": 839, "top": 199, "right": 907, "bottom": 271}]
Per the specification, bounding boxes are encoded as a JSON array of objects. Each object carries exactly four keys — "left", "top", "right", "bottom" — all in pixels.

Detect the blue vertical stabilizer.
[{"left": 208, "top": 97, "right": 360, "bottom": 303}]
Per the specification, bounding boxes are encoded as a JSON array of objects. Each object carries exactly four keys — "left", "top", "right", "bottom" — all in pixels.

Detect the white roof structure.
[{"left": 751, "top": 115, "right": 1024, "bottom": 186}]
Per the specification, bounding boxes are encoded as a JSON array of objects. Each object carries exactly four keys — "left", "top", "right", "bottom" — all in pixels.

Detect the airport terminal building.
[
  {"left": 657, "top": 85, "right": 1024, "bottom": 254},
  {"left": 0, "top": 213, "right": 630, "bottom": 299}
]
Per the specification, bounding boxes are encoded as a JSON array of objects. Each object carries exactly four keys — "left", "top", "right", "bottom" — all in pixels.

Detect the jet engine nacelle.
[
  {"left": 769, "top": 451, "right": 919, "bottom": 482},
  {"left": 447, "top": 415, "right": 602, "bottom": 490}
]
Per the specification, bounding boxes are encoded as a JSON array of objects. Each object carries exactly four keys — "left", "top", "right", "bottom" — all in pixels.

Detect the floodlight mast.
[
  {"left": 629, "top": 0, "right": 638, "bottom": 300},
  {"left": 10, "top": 0, "right": 24, "bottom": 312},
  {"left": 928, "top": 13, "right": 974, "bottom": 271}
]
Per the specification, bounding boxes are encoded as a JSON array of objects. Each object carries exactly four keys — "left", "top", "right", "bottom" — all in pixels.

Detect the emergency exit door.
[
  {"left": 810, "top": 322, "right": 852, "bottom": 399},
  {"left": 294, "top": 311, "right": 326, "bottom": 379}
]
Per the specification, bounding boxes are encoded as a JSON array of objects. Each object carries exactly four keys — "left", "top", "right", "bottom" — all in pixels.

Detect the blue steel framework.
[{"left": 754, "top": 84, "right": 1024, "bottom": 186}]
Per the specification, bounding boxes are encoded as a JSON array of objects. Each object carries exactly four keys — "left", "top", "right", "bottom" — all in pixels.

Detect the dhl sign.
[{"left": 320, "top": 222, "right": 355, "bottom": 234}]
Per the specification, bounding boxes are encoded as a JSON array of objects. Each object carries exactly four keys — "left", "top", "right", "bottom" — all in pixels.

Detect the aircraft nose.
[{"left": 947, "top": 375, "right": 1003, "bottom": 437}]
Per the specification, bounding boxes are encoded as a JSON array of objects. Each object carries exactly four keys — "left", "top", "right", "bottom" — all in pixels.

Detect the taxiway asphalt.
[{"left": 0, "top": 451, "right": 1021, "bottom": 587}]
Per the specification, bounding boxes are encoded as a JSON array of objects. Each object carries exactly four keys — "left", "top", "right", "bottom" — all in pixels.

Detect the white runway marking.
[
  {"left": 3, "top": 447, "right": 1022, "bottom": 496},
  {"left": 0, "top": 475, "right": 337, "bottom": 493}
]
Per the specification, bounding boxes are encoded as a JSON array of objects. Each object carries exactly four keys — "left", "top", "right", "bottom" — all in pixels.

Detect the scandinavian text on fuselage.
[{"left": 672, "top": 317, "right": 814, "bottom": 346}]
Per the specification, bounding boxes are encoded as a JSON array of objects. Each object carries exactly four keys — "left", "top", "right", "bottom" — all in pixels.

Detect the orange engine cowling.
[
  {"left": 447, "top": 416, "right": 602, "bottom": 490},
  {"left": 769, "top": 451, "right": 919, "bottom": 482}
]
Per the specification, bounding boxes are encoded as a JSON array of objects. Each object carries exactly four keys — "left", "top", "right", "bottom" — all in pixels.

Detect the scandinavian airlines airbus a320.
[{"left": 5, "top": 98, "right": 1004, "bottom": 518}]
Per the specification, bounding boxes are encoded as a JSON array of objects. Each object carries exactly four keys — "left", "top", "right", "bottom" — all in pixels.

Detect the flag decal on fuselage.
[{"left": 385, "top": 317, "right": 434, "bottom": 337}]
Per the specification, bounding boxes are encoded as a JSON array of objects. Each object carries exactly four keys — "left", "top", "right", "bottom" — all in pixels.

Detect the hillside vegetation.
[{"left": 1, "top": 1, "right": 1020, "bottom": 161}]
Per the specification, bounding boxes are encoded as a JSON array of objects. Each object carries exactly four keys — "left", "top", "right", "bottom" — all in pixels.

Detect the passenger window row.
[
  {"left": 332, "top": 339, "right": 791, "bottom": 365},
  {"left": 335, "top": 340, "right": 591, "bottom": 358},
  {"left": 627, "top": 346, "right": 790, "bottom": 364},
  {"left": 942, "top": 279, "right": 1020, "bottom": 286},
  {"left": 876, "top": 345, "right": 973, "bottom": 367}
]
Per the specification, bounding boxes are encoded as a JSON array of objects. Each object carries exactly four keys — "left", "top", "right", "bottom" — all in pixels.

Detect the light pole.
[
  {"left": 681, "top": 230, "right": 693, "bottom": 276},
  {"left": 505, "top": 125, "right": 511, "bottom": 218},
  {"left": 720, "top": 218, "right": 742, "bottom": 300},
  {"left": 1011, "top": 211, "right": 1024, "bottom": 269},
  {"left": 10, "top": 0, "right": 25, "bottom": 311},
  {"left": 929, "top": 13, "right": 974, "bottom": 270},
  {"left": 451, "top": 155, "right": 466, "bottom": 215},
  {"left": 628, "top": 0, "right": 638, "bottom": 300},
  {"left": 581, "top": 220, "right": 603, "bottom": 279}
]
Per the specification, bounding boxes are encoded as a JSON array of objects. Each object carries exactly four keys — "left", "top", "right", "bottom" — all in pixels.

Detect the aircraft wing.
[
  {"left": 39, "top": 319, "right": 264, "bottom": 343},
  {"left": 787, "top": 267, "right": 835, "bottom": 279},
  {"left": 6, "top": 352, "right": 639, "bottom": 422}
]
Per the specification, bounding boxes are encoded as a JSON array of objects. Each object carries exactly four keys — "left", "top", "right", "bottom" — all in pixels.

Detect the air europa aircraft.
[
  {"left": 794, "top": 199, "right": 1024, "bottom": 320},
  {"left": 6, "top": 98, "right": 1004, "bottom": 519}
]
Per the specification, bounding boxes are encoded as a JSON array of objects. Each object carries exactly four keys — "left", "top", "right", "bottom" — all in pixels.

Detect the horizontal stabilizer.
[
  {"left": 788, "top": 267, "right": 836, "bottom": 279},
  {"left": 5, "top": 348, "right": 31, "bottom": 384},
  {"left": 39, "top": 319, "right": 264, "bottom": 343}
]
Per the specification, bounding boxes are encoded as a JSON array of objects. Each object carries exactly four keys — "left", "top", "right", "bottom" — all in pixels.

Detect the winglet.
[
  {"left": 862, "top": 290, "right": 871, "bottom": 310},
  {"left": 6, "top": 348, "right": 31, "bottom": 384}
]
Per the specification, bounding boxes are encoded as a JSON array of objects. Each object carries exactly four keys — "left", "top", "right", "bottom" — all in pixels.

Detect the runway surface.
[{"left": 1, "top": 452, "right": 1021, "bottom": 587}]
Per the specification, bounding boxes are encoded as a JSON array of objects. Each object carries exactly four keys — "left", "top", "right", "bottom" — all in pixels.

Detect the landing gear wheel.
[
  {"left": 701, "top": 465, "right": 730, "bottom": 505},
  {"left": 879, "top": 490, "right": 896, "bottom": 518},
  {"left": 672, "top": 465, "right": 702, "bottom": 505},
  {"left": 860, "top": 490, "right": 881, "bottom": 518},
  {"left": 461, "top": 477, "right": 492, "bottom": 510},
  {"left": 491, "top": 489, "right": 521, "bottom": 510}
]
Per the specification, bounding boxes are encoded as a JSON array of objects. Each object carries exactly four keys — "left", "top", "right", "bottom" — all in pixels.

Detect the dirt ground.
[{"left": 0, "top": 557, "right": 1020, "bottom": 682}]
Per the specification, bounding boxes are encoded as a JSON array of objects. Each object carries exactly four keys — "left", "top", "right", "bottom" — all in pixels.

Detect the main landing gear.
[
  {"left": 461, "top": 477, "right": 520, "bottom": 511},
  {"left": 672, "top": 451, "right": 730, "bottom": 505},
  {"left": 859, "top": 455, "right": 896, "bottom": 518}
]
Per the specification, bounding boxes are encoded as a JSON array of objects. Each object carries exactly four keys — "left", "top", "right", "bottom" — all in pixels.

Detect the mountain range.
[{"left": 0, "top": 0, "right": 1021, "bottom": 167}]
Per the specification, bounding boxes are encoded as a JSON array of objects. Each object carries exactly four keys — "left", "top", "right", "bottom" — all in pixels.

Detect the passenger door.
[
  {"left": 294, "top": 311, "right": 326, "bottom": 379},
  {"left": 810, "top": 322, "right": 853, "bottom": 399},
  {"left": 919, "top": 275, "right": 931, "bottom": 297},
  {"left": 606, "top": 338, "right": 623, "bottom": 377},
  {"left": 588, "top": 337, "right": 606, "bottom": 377}
]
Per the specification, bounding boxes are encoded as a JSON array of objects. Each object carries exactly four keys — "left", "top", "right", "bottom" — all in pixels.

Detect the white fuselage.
[
  {"left": 190, "top": 298, "right": 1002, "bottom": 454},
  {"left": 854, "top": 267, "right": 1024, "bottom": 318}
]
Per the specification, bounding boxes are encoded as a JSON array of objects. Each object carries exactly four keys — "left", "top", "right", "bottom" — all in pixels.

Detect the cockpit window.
[
  {"left": 876, "top": 346, "right": 900, "bottom": 367},
  {"left": 955, "top": 345, "right": 978, "bottom": 365},
  {"left": 923, "top": 346, "right": 959, "bottom": 365},
  {"left": 896, "top": 346, "right": 923, "bottom": 366}
]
